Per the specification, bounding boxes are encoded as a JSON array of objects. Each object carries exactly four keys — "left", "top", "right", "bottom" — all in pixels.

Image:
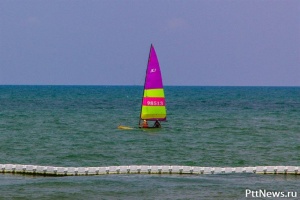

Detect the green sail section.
[
  {"left": 141, "top": 106, "right": 166, "bottom": 120},
  {"left": 143, "top": 89, "right": 165, "bottom": 97}
]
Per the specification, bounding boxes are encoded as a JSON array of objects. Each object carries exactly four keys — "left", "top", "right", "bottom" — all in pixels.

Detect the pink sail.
[
  {"left": 139, "top": 44, "right": 167, "bottom": 123},
  {"left": 144, "top": 45, "right": 164, "bottom": 90}
]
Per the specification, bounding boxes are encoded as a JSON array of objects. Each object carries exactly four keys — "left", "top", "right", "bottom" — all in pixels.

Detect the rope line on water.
[{"left": 0, "top": 164, "right": 299, "bottom": 176}]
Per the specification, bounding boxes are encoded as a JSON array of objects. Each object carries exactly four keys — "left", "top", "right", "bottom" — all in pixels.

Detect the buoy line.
[{"left": 0, "top": 164, "right": 299, "bottom": 176}]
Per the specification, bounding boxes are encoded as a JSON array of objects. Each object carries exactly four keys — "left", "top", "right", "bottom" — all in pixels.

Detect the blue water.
[{"left": 0, "top": 86, "right": 299, "bottom": 199}]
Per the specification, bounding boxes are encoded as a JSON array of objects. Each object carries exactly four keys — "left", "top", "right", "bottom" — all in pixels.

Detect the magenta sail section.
[
  {"left": 144, "top": 45, "right": 163, "bottom": 89},
  {"left": 142, "top": 97, "right": 166, "bottom": 106}
]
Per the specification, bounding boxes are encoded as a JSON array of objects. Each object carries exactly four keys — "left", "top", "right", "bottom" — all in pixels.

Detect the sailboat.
[
  {"left": 118, "top": 44, "right": 166, "bottom": 130},
  {"left": 139, "top": 44, "right": 167, "bottom": 128}
]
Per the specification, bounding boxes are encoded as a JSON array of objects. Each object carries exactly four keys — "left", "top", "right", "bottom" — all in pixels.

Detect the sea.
[{"left": 0, "top": 85, "right": 299, "bottom": 200}]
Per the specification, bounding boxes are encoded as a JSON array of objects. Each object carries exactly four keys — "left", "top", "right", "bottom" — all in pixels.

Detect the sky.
[{"left": 0, "top": 0, "right": 299, "bottom": 86}]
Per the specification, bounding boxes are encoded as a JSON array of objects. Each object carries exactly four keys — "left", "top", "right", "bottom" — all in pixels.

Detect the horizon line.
[{"left": 0, "top": 84, "right": 299, "bottom": 87}]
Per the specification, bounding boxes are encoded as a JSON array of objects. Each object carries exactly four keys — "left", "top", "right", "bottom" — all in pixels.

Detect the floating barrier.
[{"left": 0, "top": 164, "right": 299, "bottom": 176}]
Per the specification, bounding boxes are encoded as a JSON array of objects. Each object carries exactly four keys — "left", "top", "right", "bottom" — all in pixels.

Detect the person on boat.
[
  {"left": 153, "top": 120, "right": 161, "bottom": 128},
  {"left": 142, "top": 120, "right": 148, "bottom": 128}
]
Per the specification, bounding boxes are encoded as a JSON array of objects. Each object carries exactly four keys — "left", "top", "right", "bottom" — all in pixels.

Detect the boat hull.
[{"left": 118, "top": 125, "right": 133, "bottom": 130}]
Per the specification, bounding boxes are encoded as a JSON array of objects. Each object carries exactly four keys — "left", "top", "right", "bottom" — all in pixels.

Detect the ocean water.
[{"left": 0, "top": 86, "right": 299, "bottom": 199}]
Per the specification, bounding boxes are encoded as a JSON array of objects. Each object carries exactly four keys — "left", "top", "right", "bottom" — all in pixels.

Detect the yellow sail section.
[
  {"left": 141, "top": 106, "right": 166, "bottom": 120},
  {"left": 143, "top": 89, "right": 164, "bottom": 98}
]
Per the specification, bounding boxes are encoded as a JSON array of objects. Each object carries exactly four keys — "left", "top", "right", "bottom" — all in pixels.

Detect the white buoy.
[{"left": 0, "top": 164, "right": 299, "bottom": 176}]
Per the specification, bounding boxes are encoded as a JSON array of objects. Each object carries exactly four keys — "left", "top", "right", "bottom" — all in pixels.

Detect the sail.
[{"left": 140, "top": 44, "right": 167, "bottom": 121}]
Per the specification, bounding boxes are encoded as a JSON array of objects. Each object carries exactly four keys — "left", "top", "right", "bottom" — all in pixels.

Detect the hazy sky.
[{"left": 1, "top": 0, "right": 299, "bottom": 86}]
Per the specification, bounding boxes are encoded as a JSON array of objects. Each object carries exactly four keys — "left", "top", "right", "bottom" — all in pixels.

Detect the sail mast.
[{"left": 139, "top": 44, "right": 153, "bottom": 127}]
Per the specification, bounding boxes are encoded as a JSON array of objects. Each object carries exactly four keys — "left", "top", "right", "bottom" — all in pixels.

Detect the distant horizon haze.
[{"left": 1, "top": 0, "right": 299, "bottom": 86}]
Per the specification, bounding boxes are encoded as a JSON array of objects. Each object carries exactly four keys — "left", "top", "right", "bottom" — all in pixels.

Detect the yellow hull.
[{"left": 118, "top": 125, "right": 133, "bottom": 130}]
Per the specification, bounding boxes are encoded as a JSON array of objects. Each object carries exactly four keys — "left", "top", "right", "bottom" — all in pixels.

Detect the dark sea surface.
[{"left": 0, "top": 86, "right": 299, "bottom": 199}]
